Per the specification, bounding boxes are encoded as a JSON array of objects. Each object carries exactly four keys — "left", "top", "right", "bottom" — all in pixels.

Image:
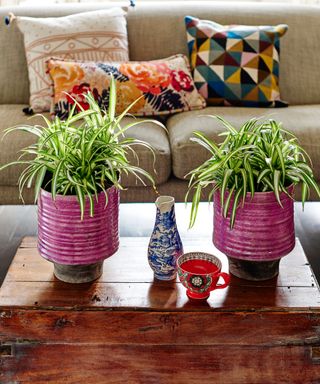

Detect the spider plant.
[
  {"left": 186, "top": 116, "right": 320, "bottom": 228},
  {"left": 0, "top": 77, "right": 162, "bottom": 219}
]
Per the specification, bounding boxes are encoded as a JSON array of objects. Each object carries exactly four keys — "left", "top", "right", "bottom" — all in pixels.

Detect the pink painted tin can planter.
[
  {"left": 213, "top": 186, "right": 295, "bottom": 281},
  {"left": 38, "top": 186, "right": 120, "bottom": 283}
]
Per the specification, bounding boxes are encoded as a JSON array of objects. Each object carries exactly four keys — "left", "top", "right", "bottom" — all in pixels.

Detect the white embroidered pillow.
[{"left": 15, "top": 8, "right": 129, "bottom": 112}]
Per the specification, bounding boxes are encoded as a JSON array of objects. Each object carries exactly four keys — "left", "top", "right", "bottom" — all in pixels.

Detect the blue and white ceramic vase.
[{"left": 148, "top": 196, "right": 184, "bottom": 280}]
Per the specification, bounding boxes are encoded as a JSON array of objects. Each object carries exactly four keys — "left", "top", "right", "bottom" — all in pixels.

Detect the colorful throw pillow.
[
  {"left": 47, "top": 55, "right": 206, "bottom": 117},
  {"left": 185, "top": 16, "right": 288, "bottom": 107},
  {"left": 14, "top": 8, "right": 129, "bottom": 113}
]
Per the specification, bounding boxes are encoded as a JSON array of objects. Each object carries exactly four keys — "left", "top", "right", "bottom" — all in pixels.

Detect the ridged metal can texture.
[
  {"left": 38, "top": 187, "right": 119, "bottom": 265},
  {"left": 213, "top": 187, "right": 295, "bottom": 261}
]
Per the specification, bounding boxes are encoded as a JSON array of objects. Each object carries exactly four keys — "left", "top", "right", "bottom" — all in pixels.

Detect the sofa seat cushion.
[
  {"left": 0, "top": 105, "right": 171, "bottom": 189},
  {"left": 167, "top": 105, "right": 320, "bottom": 181}
]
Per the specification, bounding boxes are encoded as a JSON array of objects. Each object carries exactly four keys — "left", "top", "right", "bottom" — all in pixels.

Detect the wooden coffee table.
[{"left": 1, "top": 236, "right": 320, "bottom": 383}]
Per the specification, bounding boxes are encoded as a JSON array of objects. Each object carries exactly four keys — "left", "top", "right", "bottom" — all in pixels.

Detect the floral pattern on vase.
[{"left": 148, "top": 196, "right": 184, "bottom": 281}]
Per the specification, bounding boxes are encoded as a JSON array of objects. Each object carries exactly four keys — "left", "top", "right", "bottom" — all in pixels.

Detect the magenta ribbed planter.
[
  {"left": 213, "top": 187, "right": 295, "bottom": 263},
  {"left": 38, "top": 187, "right": 120, "bottom": 268}
]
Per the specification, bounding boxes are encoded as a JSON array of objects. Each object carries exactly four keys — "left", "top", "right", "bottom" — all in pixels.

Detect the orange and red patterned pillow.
[{"left": 47, "top": 55, "right": 206, "bottom": 117}]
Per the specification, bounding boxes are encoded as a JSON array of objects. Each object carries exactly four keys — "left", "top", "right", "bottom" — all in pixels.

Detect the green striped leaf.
[
  {"left": 301, "top": 182, "right": 309, "bottom": 207},
  {"left": 75, "top": 184, "right": 85, "bottom": 220},
  {"left": 52, "top": 160, "right": 65, "bottom": 200},
  {"left": 244, "top": 157, "right": 255, "bottom": 198},
  {"left": 34, "top": 166, "right": 47, "bottom": 204},
  {"left": 223, "top": 185, "right": 235, "bottom": 218},
  {"left": 257, "top": 169, "right": 271, "bottom": 184},
  {"left": 239, "top": 168, "right": 247, "bottom": 206},
  {"left": 230, "top": 187, "right": 243, "bottom": 228},
  {"left": 108, "top": 75, "right": 116, "bottom": 121},
  {"left": 192, "top": 131, "right": 222, "bottom": 157},
  {"left": 214, "top": 115, "right": 238, "bottom": 134},
  {"left": 189, "top": 184, "right": 201, "bottom": 228},
  {"left": 273, "top": 170, "right": 282, "bottom": 206},
  {"left": 275, "top": 144, "right": 286, "bottom": 184},
  {"left": 221, "top": 169, "right": 233, "bottom": 208}
]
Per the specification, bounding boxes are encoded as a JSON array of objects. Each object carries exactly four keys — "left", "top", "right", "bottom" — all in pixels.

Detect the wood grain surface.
[
  {"left": 1, "top": 344, "right": 320, "bottom": 384},
  {"left": 1, "top": 237, "right": 320, "bottom": 383},
  {"left": 0, "top": 237, "right": 319, "bottom": 310}
]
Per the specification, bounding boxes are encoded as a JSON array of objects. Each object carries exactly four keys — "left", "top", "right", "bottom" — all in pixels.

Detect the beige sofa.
[{"left": 0, "top": 1, "right": 320, "bottom": 204}]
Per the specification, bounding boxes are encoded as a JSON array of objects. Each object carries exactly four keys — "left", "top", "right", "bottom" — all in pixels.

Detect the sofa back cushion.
[{"left": 0, "top": 2, "right": 319, "bottom": 105}]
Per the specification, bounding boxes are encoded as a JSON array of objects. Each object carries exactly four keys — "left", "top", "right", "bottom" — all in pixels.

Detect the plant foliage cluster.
[
  {"left": 187, "top": 116, "right": 320, "bottom": 228},
  {"left": 1, "top": 78, "right": 159, "bottom": 219}
]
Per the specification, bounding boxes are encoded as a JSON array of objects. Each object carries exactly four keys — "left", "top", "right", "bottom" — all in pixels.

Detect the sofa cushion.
[
  {"left": 185, "top": 16, "right": 288, "bottom": 107},
  {"left": 167, "top": 105, "right": 320, "bottom": 181},
  {"left": 47, "top": 55, "right": 206, "bottom": 118},
  {"left": 15, "top": 8, "right": 129, "bottom": 113},
  {"left": 0, "top": 105, "right": 171, "bottom": 189},
  {"left": 1, "top": 3, "right": 320, "bottom": 106}
]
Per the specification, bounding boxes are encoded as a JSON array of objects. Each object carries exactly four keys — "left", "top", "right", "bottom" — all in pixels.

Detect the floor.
[{"left": 1, "top": 202, "right": 320, "bottom": 286}]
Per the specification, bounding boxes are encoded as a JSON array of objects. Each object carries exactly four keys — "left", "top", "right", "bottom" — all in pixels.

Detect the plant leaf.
[
  {"left": 221, "top": 168, "right": 233, "bottom": 209},
  {"left": 273, "top": 169, "right": 282, "bottom": 207},
  {"left": 189, "top": 184, "right": 201, "bottom": 228},
  {"left": 108, "top": 75, "right": 116, "bottom": 121},
  {"left": 52, "top": 159, "right": 65, "bottom": 200},
  {"left": 223, "top": 185, "right": 235, "bottom": 218},
  {"left": 34, "top": 166, "right": 47, "bottom": 203},
  {"left": 230, "top": 187, "right": 243, "bottom": 228}
]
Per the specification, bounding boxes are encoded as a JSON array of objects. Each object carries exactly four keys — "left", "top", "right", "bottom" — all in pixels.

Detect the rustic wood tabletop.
[{"left": 1, "top": 236, "right": 320, "bottom": 383}]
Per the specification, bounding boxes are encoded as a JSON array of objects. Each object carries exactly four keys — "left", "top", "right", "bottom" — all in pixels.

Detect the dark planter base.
[
  {"left": 228, "top": 257, "right": 281, "bottom": 281},
  {"left": 53, "top": 261, "right": 104, "bottom": 283}
]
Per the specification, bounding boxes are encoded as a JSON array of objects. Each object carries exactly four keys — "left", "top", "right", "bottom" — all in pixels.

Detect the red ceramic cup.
[{"left": 177, "top": 252, "right": 230, "bottom": 300}]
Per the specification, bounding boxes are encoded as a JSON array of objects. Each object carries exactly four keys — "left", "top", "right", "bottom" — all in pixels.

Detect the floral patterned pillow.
[{"left": 47, "top": 55, "right": 206, "bottom": 117}]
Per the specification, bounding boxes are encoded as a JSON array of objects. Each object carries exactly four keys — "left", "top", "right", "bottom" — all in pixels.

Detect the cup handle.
[{"left": 213, "top": 272, "right": 230, "bottom": 290}]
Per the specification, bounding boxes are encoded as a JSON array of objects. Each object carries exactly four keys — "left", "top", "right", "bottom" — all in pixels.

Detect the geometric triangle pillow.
[{"left": 185, "top": 16, "right": 288, "bottom": 107}]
